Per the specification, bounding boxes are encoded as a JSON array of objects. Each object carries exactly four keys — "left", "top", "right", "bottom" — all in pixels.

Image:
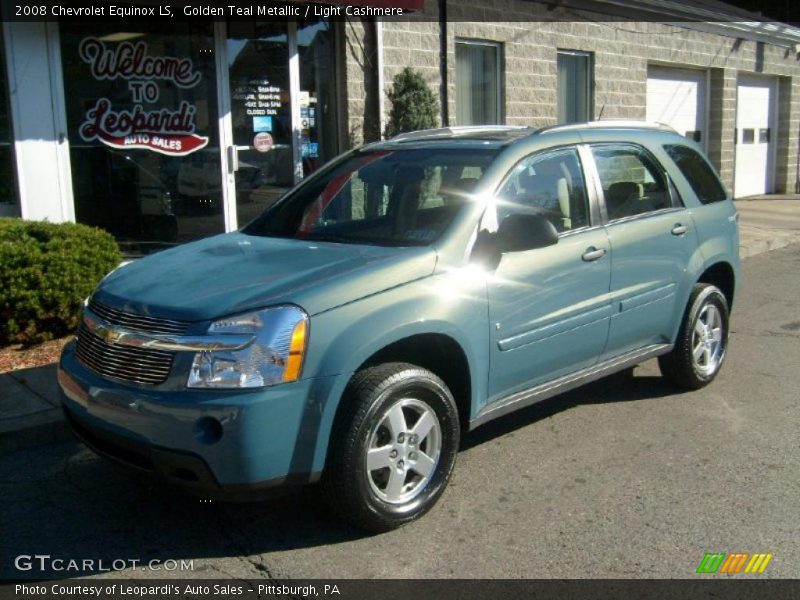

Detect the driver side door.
[{"left": 487, "top": 146, "right": 612, "bottom": 402}]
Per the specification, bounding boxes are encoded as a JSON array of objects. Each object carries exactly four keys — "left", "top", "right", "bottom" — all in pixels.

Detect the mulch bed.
[{"left": 0, "top": 337, "right": 72, "bottom": 374}]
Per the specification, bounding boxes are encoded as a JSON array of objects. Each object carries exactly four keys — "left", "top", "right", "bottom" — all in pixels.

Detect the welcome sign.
[{"left": 77, "top": 37, "right": 209, "bottom": 156}]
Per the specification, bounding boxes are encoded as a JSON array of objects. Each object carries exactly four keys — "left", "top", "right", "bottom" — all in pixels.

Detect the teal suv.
[{"left": 59, "top": 122, "right": 740, "bottom": 531}]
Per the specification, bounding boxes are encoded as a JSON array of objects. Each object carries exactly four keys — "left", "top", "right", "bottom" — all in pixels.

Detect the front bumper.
[{"left": 58, "top": 341, "right": 338, "bottom": 498}]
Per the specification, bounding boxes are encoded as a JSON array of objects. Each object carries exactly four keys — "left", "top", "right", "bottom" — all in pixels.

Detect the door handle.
[
  {"left": 227, "top": 145, "right": 239, "bottom": 174},
  {"left": 671, "top": 223, "right": 689, "bottom": 236},
  {"left": 582, "top": 247, "right": 606, "bottom": 262}
]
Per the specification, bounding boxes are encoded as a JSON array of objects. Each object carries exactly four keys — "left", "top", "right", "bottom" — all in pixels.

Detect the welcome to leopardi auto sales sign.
[{"left": 77, "top": 37, "right": 209, "bottom": 156}]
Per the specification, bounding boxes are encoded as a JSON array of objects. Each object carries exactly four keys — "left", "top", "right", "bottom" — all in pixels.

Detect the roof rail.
[
  {"left": 391, "top": 125, "right": 528, "bottom": 142},
  {"left": 538, "top": 120, "right": 677, "bottom": 135}
]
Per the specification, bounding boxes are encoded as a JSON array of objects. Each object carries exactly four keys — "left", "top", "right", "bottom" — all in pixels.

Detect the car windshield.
[{"left": 242, "top": 147, "right": 498, "bottom": 246}]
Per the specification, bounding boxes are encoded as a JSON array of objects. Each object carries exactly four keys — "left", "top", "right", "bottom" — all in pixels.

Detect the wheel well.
[
  {"left": 697, "top": 262, "right": 735, "bottom": 308},
  {"left": 359, "top": 334, "right": 472, "bottom": 430}
]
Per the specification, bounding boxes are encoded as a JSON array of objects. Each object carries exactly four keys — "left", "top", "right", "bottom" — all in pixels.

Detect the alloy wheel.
[
  {"left": 691, "top": 303, "right": 725, "bottom": 376},
  {"left": 365, "top": 397, "right": 442, "bottom": 504}
]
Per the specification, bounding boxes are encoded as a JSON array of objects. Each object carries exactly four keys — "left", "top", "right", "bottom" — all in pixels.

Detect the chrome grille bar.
[
  {"left": 88, "top": 298, "right": 190, "bottom": 335},
  {"left": 76, "top": 326, "right": 174, "bottom": 385}
]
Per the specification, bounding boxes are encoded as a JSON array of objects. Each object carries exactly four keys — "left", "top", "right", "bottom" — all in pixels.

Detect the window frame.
[
  {"left": 487, "top": 144, "right": 601, "bottom": 239},
  {"left": 0, "top": 26, "right": 20, "bottom": 214},
  {"left": 586, "top": 142, "right": 684, "bottom": 225},
  {"left": 455, "top": 38, "right": 504, "bottom": 126},
  {"left": 556, "top": 49, "right": 594, "bottom": 125}
]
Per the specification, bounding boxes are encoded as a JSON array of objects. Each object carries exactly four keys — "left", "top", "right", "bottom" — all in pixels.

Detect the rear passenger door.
[{"left": 589, "top": 143, "right": 699, "bottom": 357}]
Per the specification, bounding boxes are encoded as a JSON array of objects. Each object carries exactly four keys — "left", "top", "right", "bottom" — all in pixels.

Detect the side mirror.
[{"left": 495, "top": 213, "right": 559, "bottom": 253}]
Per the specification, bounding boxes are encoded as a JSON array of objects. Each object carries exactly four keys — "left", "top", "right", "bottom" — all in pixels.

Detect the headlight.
[{"left": 187, "top": 305, "right": 308, "bottom": 389}]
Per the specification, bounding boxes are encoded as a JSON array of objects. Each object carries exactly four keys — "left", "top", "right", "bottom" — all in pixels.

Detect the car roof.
[{"left": 365, "top": 121, "right": 684, "bottom": 152}]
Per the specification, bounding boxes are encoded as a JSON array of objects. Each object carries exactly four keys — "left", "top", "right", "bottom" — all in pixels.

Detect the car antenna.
[{"left": 598, "top": 103, "right": 606, "bottom": 120}]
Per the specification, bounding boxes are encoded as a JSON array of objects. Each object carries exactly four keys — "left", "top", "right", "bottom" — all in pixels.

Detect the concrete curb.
[
  {"left": 0, "top": 366, "right": 74, "bottom": 455},
  {"left": 738, "top": 227, "right": 800, "bottom": 259},
  {"left": 0, "top": 408, "right": 72, "bottom": 454}
]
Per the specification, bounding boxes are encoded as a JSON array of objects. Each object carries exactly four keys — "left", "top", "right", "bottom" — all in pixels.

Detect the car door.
[
  {"left": 588, "top": 143, "right": 699, "bottom": 357},
  {"left": 486, "top": 146, "right": 612, "bottom": 401}
]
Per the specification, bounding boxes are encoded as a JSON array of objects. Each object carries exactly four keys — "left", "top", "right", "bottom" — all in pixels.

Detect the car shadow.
[
  {"left": 2, "top": 371, "right": 677, "bottom": 580},
  {"left": 462, "top": 371, "right": 679, "bottom": 449},
  {"left": 2, "top": 445, "right": 366, "bottom": 580}
]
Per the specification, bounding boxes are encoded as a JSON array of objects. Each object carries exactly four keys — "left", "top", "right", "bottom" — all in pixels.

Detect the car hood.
[{"left": 94, "top": 232, "right": 437, "bottom": 322}]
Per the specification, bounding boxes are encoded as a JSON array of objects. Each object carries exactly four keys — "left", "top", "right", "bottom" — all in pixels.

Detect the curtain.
[
  {"left": 456, "top": 43, "right": 499, "bottom": 125},
  {"left": 557, "top": 52, "right": 591, "bottom": 124}
]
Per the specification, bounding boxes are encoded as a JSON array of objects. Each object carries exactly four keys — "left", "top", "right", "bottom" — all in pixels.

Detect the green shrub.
[
  {"left": 386, "top": 67, "right": 439, "bottom": 137},
  {"left": 0, "top": 218, "right": 122, "bottom": 344}
]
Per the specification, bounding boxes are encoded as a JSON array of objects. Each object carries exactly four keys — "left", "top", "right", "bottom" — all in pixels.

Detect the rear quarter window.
[{"left": 664, "top": 144, "right": 728, "bottom": 205}]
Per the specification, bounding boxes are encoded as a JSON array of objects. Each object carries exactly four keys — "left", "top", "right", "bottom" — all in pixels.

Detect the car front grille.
[
  {"left": 76, "top": 299, "right": 190, "bottom": 385},
  {"left": 88, "top": 297, "right": 189, "bottom": 335}
]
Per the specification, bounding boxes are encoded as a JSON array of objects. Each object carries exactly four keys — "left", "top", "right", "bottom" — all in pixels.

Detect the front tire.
[
  {"left": 322, "top": 362, "right": 460, "bottom": 532},
  {"left": 659, "top": 283, "right": 730, "bottom": 390}
]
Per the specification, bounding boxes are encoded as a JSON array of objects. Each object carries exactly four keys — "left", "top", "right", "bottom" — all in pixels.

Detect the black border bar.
[{"left": 4, "top": 0, "right": 800, "bottom": 23}]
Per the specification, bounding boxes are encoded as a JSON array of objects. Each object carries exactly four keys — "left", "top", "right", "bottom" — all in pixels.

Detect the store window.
[
  {"left": 298, "top": 19, "right": 339, "bottom": 176},
  {"left": 226, "top": 19, "right": 339, "bottom": 228},
  {"left": 0, "top": 29, "right": 18, "bottom": 215},
  {"left": 227, "top": 22, "right": 292, "bottom": 228},
  {"left": 456, "top": 40, "right": 502, "bottom": 126},
  {"left": 60, "top": 23, "right": 223, "bottom": 255},
  {"left": 557, "top": 50, "right": 593, "bottom": 124}
]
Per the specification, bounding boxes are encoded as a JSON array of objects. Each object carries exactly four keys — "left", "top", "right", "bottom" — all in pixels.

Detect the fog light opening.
[{"left": 194, "top": 416, "right": 223, "bottom": 445}]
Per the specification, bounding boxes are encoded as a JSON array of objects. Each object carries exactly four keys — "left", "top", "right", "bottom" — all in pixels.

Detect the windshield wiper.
[{"left": 302, "top": 233, "right": 358, "bottom": 244}]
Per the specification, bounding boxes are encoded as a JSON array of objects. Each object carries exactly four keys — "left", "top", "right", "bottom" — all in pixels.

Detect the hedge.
[{"left": 0, "top": 218, "right": 122, "bottom": 344}]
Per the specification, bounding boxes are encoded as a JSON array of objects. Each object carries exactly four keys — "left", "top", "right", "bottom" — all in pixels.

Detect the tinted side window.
[
  {"left": 592, "top": 144, "right": 672, "bottom": 221},
  {"left": 664, "top": 144, "right": 727, "bottom": 205},
  {"left": 497, "top": 147, "right": 590, "bottom": 233}
]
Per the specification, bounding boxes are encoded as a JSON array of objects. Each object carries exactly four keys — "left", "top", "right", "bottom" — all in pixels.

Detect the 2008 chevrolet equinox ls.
[{"left": 59, "top": 121, "right": 740, "bottom": 531}]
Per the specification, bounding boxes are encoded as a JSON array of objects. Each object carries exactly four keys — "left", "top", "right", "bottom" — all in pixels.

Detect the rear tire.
[
  {"left": 659, "top": 283, "right": 730, "bottom": 390},
  {"left": 322, "top": 362, "right": 460, "bottom": 532}
]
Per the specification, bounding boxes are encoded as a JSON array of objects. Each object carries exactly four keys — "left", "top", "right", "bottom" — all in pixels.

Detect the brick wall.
[
  {"left": 707, "top": 68, "right": 737, "bottom": 190},
  {"left": 775, "top": 76, "right": 800, "bottom": 194},
  {"left": 341, "top": 18, "right": 378, "bottom": 148},
  {"left": 364, "top": 0, "right": 800, "bottom": 194}
]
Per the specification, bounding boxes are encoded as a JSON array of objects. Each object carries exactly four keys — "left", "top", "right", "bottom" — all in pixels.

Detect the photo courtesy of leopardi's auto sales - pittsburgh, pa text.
[{"left": 14, "top": 583, "right": 338, "bottom": 599}]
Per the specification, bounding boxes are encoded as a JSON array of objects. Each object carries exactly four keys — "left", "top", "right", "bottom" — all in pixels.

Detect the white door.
[
  {"left": 734, "top": 75, "right": 776, "bottom": 198},
  {"left": 647, "top": 66, "right": 707, "bottom": 147}
]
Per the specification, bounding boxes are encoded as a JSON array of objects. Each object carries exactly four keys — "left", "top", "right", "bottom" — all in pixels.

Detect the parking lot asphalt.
[{"left": 2, "top": 244, "right": 798, "bottom": 580}]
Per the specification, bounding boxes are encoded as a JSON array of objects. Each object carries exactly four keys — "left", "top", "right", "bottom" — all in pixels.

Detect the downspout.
[
  {"left": 438, "top": 0, "right": 449, "bottom": 126},
  {"left": 376, "top": 19, "right": 385, "bottom": 139},
  {"left": 795, "top": 124, "right": 800, "bottom": 193}
]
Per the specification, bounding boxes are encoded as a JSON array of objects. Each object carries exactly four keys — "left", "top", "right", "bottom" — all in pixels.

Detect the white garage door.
[
  {"left": 647, "top": 66, "right": 707, "bottom": 146},
  {"left": 734, "top": 75, "right": 776, "bottom": 198}
]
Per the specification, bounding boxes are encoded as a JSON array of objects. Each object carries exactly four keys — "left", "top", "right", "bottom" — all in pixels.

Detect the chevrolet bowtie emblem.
[{"left": 100, "top": 327, "right": 123, "bottom": 344}]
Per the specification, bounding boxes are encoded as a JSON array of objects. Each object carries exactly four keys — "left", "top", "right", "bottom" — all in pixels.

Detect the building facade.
[{"left": 2, "top": 0, "right": 799, "bottom": 255}]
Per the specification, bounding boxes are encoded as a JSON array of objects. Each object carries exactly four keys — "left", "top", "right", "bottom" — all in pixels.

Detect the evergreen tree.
[{"left": 385, "top": 67, "right": 439, "bottom": 137}]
